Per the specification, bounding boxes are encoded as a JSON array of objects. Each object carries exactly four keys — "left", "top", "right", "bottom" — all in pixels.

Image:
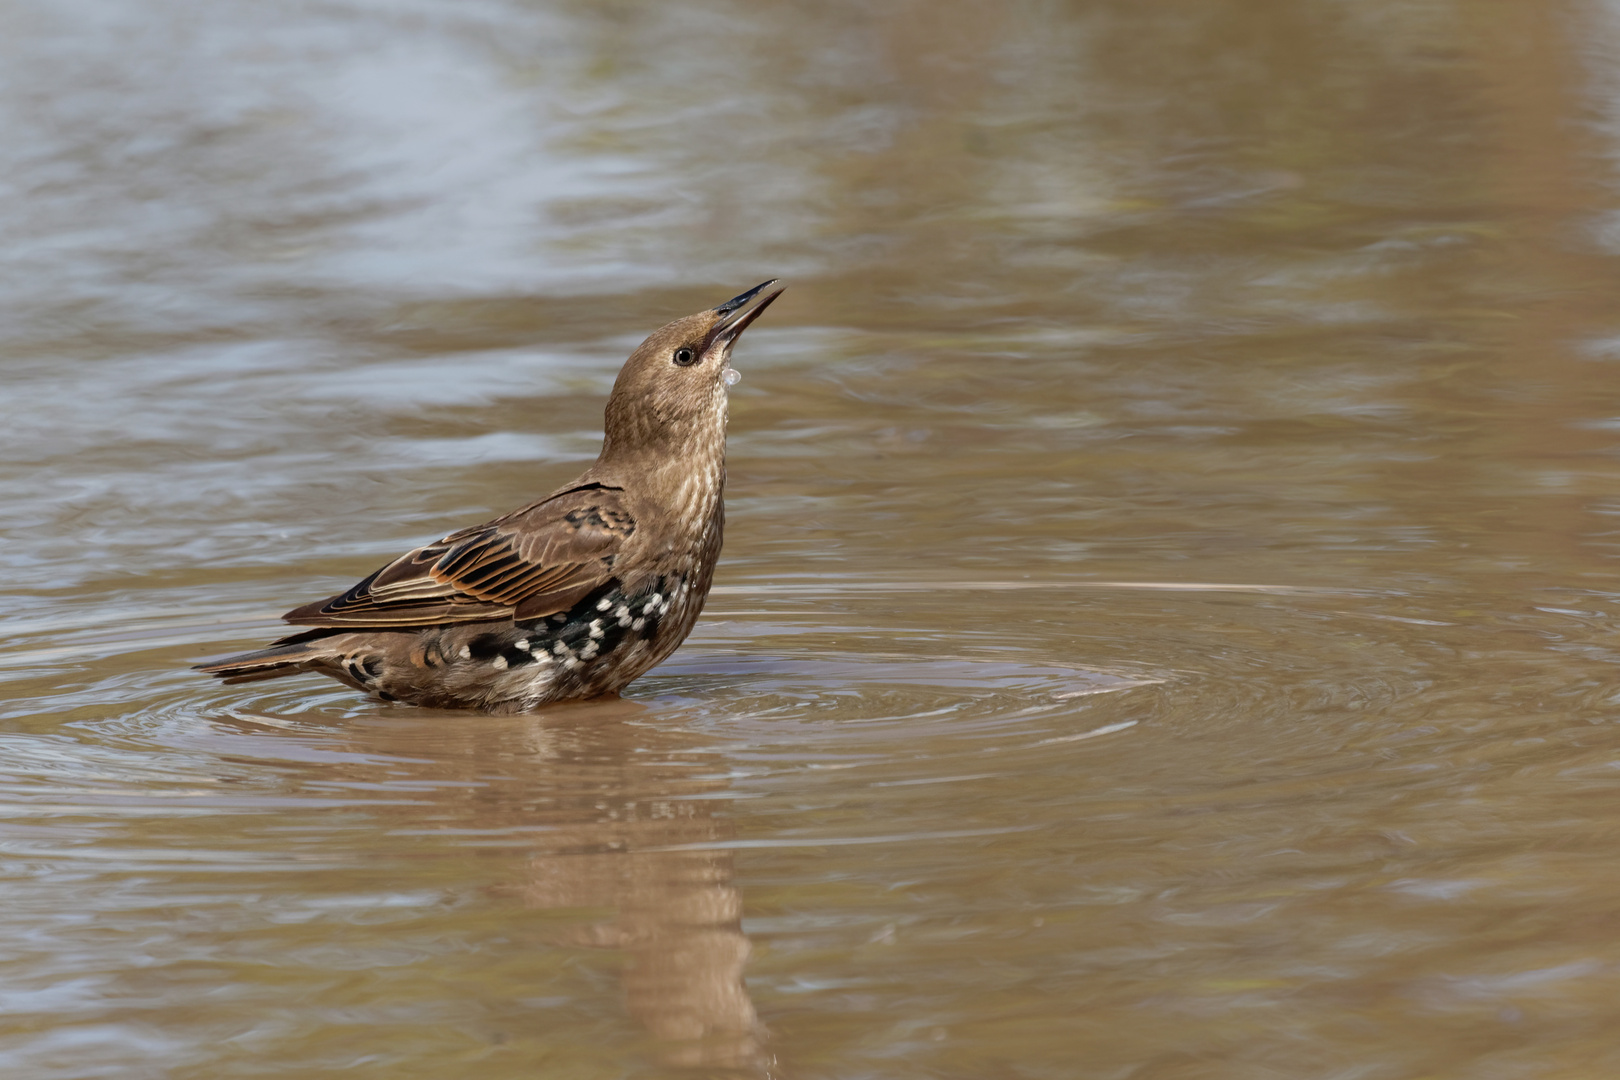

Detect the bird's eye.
[{"left": 673, "top": 347, "right": 697, "bottom": 367}]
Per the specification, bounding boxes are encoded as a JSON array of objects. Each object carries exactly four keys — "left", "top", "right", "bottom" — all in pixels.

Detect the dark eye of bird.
[{"left": 672, "top": 347, "right": 697, "bottom": 367}]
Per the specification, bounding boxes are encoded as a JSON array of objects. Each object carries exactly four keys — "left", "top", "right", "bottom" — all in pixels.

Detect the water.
[{"left": 5, "top": 0, "right": 1620, "bottom": 1075}]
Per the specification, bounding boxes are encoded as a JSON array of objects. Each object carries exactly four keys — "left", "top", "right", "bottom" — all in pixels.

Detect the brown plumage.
[{"left": 196, "top": 281, "right": 783, "bottom": 712}]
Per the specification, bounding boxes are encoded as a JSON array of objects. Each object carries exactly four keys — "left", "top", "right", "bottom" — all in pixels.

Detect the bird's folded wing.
[{"left": 281, "top": 485, "right": 636, "bottom": 628}]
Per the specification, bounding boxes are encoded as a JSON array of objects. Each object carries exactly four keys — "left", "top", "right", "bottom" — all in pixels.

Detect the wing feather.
[{"left": 281, "top": 485, "right": 636, "bottom": 628}]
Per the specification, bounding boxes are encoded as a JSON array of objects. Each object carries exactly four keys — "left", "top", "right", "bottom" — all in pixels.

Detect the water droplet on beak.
[{"left": 723, "top": 368, "right": 741, "bottom": 388}]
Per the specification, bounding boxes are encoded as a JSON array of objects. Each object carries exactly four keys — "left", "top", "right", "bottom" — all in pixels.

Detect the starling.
[{"left": 197, "top": 281, "right": 784, "bottom": 712}]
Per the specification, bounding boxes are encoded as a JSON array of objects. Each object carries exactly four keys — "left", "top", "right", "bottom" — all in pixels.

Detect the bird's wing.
[{"left": 282, "top": 484, "right": 636, "bottom": 628}]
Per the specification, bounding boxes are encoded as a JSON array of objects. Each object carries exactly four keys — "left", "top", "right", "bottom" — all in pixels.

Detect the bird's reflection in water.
[
  {"left": 220, "top": 696, "right": 768, "bottom": 1074},
  {"left": 494, "top": 698, "right": 765, "bottom": 1071}
]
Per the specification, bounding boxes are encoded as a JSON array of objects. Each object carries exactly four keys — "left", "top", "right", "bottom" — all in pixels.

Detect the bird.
[{"left": 196, "top": 280, "right": 784, "bottom": 712}]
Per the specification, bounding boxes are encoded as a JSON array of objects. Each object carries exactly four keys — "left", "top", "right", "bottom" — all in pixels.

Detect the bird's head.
[{"left": 601, "top": 280, "right": 783, "bottom": 461}]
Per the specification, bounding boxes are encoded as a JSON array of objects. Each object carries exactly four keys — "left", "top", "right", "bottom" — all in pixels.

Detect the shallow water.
[{"left": 6, "top": 0, "right": 1620, "bottom": 1076}]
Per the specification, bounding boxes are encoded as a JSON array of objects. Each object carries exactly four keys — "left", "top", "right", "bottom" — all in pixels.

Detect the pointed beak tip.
[
  {"left": 712, "top": 279, "right": 783, "bottom": 317},
  {"left": 709, "top": 280, "right": 785, "bottom": 344}
]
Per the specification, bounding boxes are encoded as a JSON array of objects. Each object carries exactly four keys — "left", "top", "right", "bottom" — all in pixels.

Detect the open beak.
[{"left": 709, "top": 279, "right": 785, "bottom": 348}]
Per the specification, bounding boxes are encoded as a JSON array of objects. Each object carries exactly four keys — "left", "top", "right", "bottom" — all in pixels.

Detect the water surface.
[{"left": 5, "top": 1, "right": 1620, "bottom": 1076}]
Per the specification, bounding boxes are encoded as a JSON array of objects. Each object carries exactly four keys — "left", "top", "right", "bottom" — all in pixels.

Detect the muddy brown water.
[{"left": 5, "top": 1, "right": 1620, "bottom": 1076}]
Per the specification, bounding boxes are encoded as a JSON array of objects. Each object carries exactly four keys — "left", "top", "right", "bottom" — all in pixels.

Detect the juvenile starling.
[{"left": 197, "top": 281, "right": 784, "bottom": 712}]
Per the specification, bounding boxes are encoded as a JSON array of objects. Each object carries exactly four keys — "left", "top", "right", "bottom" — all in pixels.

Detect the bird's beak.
[{"left": 709, "top": 280, "right": 785, "bottom": 348}]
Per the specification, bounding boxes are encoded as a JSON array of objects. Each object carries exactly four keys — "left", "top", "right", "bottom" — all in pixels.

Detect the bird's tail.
[{"left": 194, "top": 640, "right": 322, "bottom": 685}]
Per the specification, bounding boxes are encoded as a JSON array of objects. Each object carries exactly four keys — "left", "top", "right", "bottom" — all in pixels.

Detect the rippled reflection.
[{"left": 227, "top": 700, "right": 768, "bottom": 1071}]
